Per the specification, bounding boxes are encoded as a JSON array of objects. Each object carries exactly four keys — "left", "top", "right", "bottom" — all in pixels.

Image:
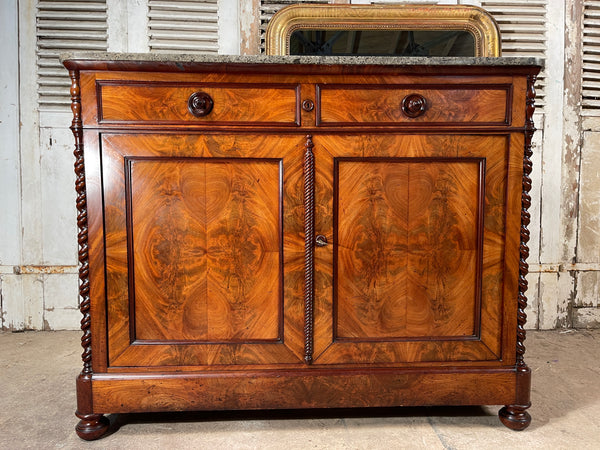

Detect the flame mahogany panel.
[
  {"left": 335, "top": 158, "right": 482, "bottom": 340},
  {"left": 129, "top": 158, "right": 282, "bottom": 343},
  {"left": 312, "top": 134, "right": 508, "bottom": 365},
  {"left": 317, "top": 84, "right": 511, "bottom": 126},
  {"left": 98, "top": 82, "right": 301, "bottom": 126},
  {"left": 101, "top": 133, "right": 305, "bottom": 367},
  {"left": 91, "top": 369, "right": 517, "bottom": 413}
]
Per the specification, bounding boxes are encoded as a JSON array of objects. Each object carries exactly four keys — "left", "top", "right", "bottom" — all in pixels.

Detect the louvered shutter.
[
  {"left": 481, "top": 1, "right": 547, "bottom": 108},
  {"left": 148, "top": 0, "right": 218, "bottom": 53},
  {"left": 36, "top": 0, "right": 108, "bottom": 110},
  {"left": 583, "top": 0, "right": 600, "bottom": 113},
  {"left": 260, "top": 0, "right": 328, "bottom": 53}
]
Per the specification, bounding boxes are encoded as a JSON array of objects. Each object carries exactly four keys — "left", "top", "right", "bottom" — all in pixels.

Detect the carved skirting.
[
  {"left": 303, "top": 135, "right": 315, "bottom": 364},
  {"left": 69, "top": 70, "right": 92, "bottom": 375}
]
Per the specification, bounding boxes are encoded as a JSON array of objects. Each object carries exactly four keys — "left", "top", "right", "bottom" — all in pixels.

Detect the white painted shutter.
[
  {"left": 583, "top": 0, "right": 600, "bottom": 113},
  {"left": 36, "top": 0, "right": 108, "bottom": 110},
  {"left": 148, "top": 0, "right": 218, "bottom": 53},
  {"left": 481, "top": 1, "right": 547, "bottom": 108},
  {"left": 260, "top": 0, "right": 328, "bottom": 53}
]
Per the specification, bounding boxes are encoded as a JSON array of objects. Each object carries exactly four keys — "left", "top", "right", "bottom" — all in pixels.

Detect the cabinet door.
[
  {"left": 312, "top": 134, "right": 522, "bottom": 365},
  {"left": 100, "top": 133, "right": 305, "bottom": 368}
]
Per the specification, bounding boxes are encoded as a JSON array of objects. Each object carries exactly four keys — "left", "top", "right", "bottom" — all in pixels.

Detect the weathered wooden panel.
[
  {"left": 0, "top": 274, "right": 44, "bottom": 330},
  {"left": 573, "top": 307, "right": 600, "bottom": 328},
  {"left": 577, "top": 132, "right": 600, "bottom": 263},
  {"left": 524, "top": 272, "right": 540, "bottom": 330},
  {"left": 43, "top": 273, "right": 80, "bottom": 330},
  {"left": 575, "top": 271, "right": 600, "bottom": 308},
  {"left": 538, "top": 272, "right": 572, "bottom": 330}
]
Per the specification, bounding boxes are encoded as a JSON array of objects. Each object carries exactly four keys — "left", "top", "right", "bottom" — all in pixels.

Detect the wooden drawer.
[
  {"left": 97, "top": 81, "right": 301, "bottom": 126},
  {"left": 316, "top": 84, "right": 511, "bottom": 126}
]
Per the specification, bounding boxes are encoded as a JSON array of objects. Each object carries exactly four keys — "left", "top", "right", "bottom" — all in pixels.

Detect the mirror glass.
[{"left": 289, "top": 29, "right": 475, "bottom": 57}]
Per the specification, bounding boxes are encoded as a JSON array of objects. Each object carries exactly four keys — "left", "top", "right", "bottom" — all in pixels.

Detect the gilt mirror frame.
[{"left": 265, "top": 4, "right": 501, "bottom": 57}]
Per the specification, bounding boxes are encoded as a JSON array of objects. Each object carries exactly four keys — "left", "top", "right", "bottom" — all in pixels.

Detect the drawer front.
[
  {"left": 98, "top": 81, "right": 301, "bottom": 126},
  {"left": 317, "top": 84, "right": 511, "bottom": 126}
]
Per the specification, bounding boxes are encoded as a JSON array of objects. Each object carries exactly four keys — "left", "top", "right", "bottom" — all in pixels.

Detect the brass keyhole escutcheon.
[
  {"left": 188, "top": 91, "right": 214, "bottom": 117},
  {"left": 401, "top": 93, "right": 427, "bottom": 118}
]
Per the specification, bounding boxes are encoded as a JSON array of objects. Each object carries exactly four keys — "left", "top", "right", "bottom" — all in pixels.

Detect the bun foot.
[
  {"left": 75, "top": 412, "right": 110, "bottom": 440},
  {"left": 499, "top": 404, "right": 531, "bottom": 431}
]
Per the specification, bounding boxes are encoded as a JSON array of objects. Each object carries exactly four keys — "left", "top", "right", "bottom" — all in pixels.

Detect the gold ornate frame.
[{"left": 265, "top": 4, "right": 501, "bottom": 57}]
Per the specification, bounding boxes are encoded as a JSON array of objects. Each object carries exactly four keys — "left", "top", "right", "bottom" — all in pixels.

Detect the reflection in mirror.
[{"left": 289, "top": 30, "right": 475, "bottom": 57}]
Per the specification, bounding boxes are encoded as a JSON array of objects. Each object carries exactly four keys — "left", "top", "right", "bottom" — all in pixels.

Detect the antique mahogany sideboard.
[{"left": 62, "top": 53, "right": 541, "bottom": 440}]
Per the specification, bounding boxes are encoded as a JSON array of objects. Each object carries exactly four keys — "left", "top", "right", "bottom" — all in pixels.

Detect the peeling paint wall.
[
  {"left": 525, "top": 0, "right": 600, "bottom": 330},
  {"left": 573, "top": 127, "right": 600, "bottom": 328},
  {"left": 1, "top": 0, "right": 599, "bottom": 330}
]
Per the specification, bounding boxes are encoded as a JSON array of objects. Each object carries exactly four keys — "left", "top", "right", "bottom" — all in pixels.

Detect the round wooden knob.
[
  {"left": 188, "top": 91, "right": 214, "bottom": 117},
  {"left": 401, "top": 93, "right": 427, "bottom": 118}
]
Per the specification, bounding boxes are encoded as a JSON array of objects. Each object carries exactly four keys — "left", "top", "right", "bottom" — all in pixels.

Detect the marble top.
[{"left": 60, "top": 52, "right": 543, "bottom": 68}]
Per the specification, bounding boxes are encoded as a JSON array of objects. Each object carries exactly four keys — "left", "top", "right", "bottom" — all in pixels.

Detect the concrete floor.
[{"left": 0, "top": 330, "right": 598, "bottom": 449}]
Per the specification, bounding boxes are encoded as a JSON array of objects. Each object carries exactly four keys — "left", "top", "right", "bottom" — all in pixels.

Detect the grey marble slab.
[{"left": 60, "top": 52, "right": 543, "bottom": 67}]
